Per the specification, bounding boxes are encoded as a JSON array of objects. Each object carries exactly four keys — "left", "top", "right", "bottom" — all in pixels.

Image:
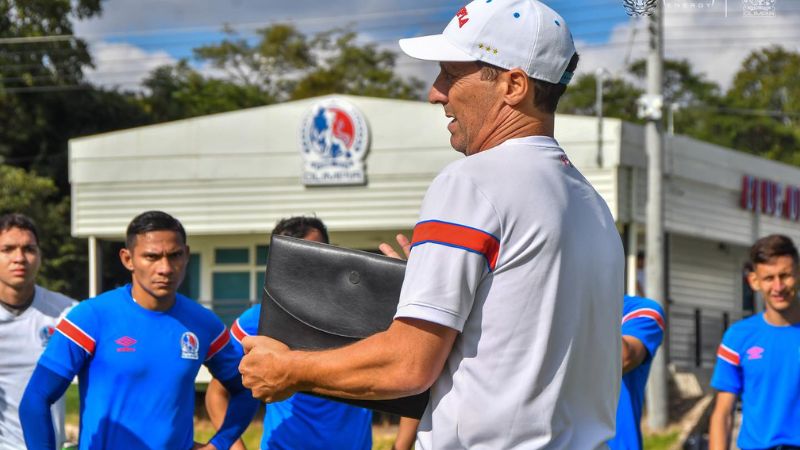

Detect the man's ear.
[
  {"left": 747, "top": 270, "right": 758, "bottom": 290},
  {"left": 501, "top": 68, "right": 531, "bottom": 107},
  {"left": 119, "top": 248, "right": 134, "bottom": 272}
]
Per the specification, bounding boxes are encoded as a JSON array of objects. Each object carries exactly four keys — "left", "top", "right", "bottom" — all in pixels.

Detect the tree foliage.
[
  {"left": 140, "top": 24, "right": 423, "bottom": 121},
  {"left": 558, "top": 47, "right": 800, "bottom": 166}
]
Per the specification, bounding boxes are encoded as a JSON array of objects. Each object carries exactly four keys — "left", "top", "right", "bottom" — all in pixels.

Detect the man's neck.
[
  {"left": 130, "top": 284, "right": 175, "bottom": 312},
  {"left": 473, "top": 110, "right": 554, "bottom": 154},
  {"left": 0, "top": 283, "right": 36, "bottom": 314},
  {"left": 764, "top": 301, "right": 800, "bottom": 326}
]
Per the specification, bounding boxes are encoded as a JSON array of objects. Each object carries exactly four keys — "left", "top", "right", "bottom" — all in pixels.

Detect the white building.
[{"left": 69, "top": 94, "right": 800, "bottom": 373}]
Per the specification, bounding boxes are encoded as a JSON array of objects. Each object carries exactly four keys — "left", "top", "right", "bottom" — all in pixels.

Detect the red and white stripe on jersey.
[
  {"left": 411, "top": 220, "right": 500, "bottom": 271},
  {"left": 205, "top": 327, "right": 231, "bottom": 361},
  {"left": 56, "top": 318, "right": 96, "bottom": 355},
  {"left": 230, "top": 319, "right": 251, "bottom": 345},
  {"left": 621, "top": 308, "right": 665, "bottom": 331},
  {"left": 717, "top": 343, "right": 741, "bottom": 366}
]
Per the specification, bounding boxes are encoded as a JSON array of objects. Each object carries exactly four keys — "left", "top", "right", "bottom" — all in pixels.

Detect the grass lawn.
[
  {"left": 67, "top": 385, "right": 682, "bottom": 449},
  {"left": 643, "top": 430, "right": 681, "bottom": 450}
]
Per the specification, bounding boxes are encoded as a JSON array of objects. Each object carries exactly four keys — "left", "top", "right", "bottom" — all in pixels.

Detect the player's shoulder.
[
  {"left": 33, "top": 285, "right": 77, "bottom": 316},
  {"left": 723, "top": 313, "right": 764, "bottom": 341},
  {"left": 236, "top": 303, "right": 261, "bottom": 332},
  {"left": 622, "top": 295, "right": 664, "bottom": 317}
]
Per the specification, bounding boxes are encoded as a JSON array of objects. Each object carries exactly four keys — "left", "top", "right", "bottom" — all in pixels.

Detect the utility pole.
[
  {"left": 596, "top": 68, "right": 611, "bottom": 168},
  {"left": 637, "top": 2, "right": 668, "bottom": 430}
]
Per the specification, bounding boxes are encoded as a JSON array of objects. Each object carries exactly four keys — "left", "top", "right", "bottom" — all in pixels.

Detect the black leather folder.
[{"left": 258, "top": 234, "right": 430, "bottom": 418}]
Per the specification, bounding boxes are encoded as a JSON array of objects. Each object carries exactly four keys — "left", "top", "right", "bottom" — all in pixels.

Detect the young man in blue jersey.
[
  {"left": 19, "top": 210, "right": 259, "bottom": 450},
  {"left": 609, "top": 295, "right": 665, "bottom": 450},
  {"left": 205, "top": 216, "right": 373, "bottom": 450},
  {"left": 709, "top": 234, "right": 800, "bottom": 450}
]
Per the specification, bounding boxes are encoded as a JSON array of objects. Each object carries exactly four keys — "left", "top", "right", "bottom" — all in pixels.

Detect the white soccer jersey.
[
  {"left": 0, "top": 286, "right": 75, "bottom": 449},
  {"left": 396, "top": 136, "right": 624, "bottom": 449}
]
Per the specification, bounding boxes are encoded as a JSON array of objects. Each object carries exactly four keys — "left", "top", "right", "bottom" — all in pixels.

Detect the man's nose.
[{"left": 428, "top": 74, "right": 448, "bottom": 105}]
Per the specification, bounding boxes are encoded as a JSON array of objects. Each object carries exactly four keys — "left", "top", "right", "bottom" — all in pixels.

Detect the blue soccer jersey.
[
  {"left": 608, "top": 296, "right": 665, "bottom": 450},
  {"left": 38, "top": 285, "right": 242, "bottom": 450},
  {"left": 231, "top": 304, "right": 373, "bottom": 450},
  {"left": 710, "top": 313, "right": 800, "bottom": 449}
]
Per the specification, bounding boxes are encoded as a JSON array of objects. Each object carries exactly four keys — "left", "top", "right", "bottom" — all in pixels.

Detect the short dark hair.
[
  {"left": 749, "top": 234, "right": 799, "bottom": 266},
  {"left": 272, "top": 216, "right": 329, "bottom": 244},
  {"left": 125, "top": 211, "right": 186, "bottom": 249},
  {"left": 532, "top": 52, "right": 580, "bottom": 114},
  {"left": 0, "top": 213, "right": 40, "bottom": 245},
  {"left": 478, "top": 52, "right": 580, "bottom": 114}
]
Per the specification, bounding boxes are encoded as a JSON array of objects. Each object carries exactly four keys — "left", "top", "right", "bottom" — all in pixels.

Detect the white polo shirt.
[
  {"left": 396, "top": 136, "right": 624, "bottom": 449},
  {"left": 0, "top": 286, "right": 75, "bottom": 449}
]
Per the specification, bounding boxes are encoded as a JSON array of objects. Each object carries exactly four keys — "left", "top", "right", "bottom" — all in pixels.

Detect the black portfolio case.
[{"left": 258, "top": 235, "right": 429, "bottom": 418}]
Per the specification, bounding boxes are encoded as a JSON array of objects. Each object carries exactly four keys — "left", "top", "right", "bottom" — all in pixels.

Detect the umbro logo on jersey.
[
  {"left": 181, "top": 331, "right": 200, "bottom": 360},
  {"left": 746, "top": 346, "right": 764, "bottom": 360},
  {"left": 115, "top": 336, "right": 137, "bottom": 353}
]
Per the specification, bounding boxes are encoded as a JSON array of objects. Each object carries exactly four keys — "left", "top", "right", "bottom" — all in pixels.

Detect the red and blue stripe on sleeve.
[
  {"left": 230, "top": 318, "right": 251, "bottom": 345},
  {"left": 411, "top": 220, "right": 500, "bottom": 271},
  {"left": 621, "top": 308, "right": 665, "bottom": 330},
  {"left": 56, "top": 318, "right": 96, "bottom": 355},
  {"left": 205, "top": 327, "right": 231, "bottom": 361},
  {"left": 716, "top": 343, "right": 740, "bottom": 366}
]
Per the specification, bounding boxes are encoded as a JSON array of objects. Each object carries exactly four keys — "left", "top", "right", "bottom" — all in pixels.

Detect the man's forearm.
[
  {"left": 241, "top": 318, "right": 457, "bottom": 403},
  {"left": 20, "top": 365, "right": 72, "bottom": 450},
  {"left": 293, "top": 319, "right": 447, "bottom": 399},
  {"left": 208, "top": 376, "right": 260, "bottom": 450}
]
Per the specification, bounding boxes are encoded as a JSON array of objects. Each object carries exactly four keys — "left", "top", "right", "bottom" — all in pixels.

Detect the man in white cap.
[{"left": 239, "top": 1, "right": 624, "bottom": 448}]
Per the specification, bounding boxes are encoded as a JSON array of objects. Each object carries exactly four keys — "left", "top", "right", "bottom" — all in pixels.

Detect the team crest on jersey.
[
  {"left": 180, "top": 332, "right": 200, "bottom": 360},
  {"left": 299, "top": 98, "right": 370, "bottom": 186},
  {"left": 39, "top": 325, "right": 56, "bottom": 347}
]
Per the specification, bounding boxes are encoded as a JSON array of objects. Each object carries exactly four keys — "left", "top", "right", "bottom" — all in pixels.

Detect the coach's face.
[
  {"left": 0, "top": 227, "right": 41, "bottom": 291},
  {"left": 749, "top": 255, "right": 799, "bottom": 314},
  {"left": 120, "top": 230, "right": 189, "bottom": 304},
  {"left": 428, "top": 61, "right": 504, "bottom": 155}
]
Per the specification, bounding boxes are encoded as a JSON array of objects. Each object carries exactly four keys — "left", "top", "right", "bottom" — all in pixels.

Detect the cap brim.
[{"left": 399, "top": 34, "right": 476, "bottom": 62}]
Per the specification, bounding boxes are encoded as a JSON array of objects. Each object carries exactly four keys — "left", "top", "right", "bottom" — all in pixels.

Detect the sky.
[{"left": 72, "top": 0, "right": 800, "bottom": 94}]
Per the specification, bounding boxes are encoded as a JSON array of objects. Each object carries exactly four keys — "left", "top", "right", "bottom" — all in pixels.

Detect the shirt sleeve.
[
  {"left": 621, "top": 302, "right": 665, "bottom": 360},
  {"left": 395, "top": 172, "right": 501, "bottom": 332},
  {"left": 710, "top": 329, "right": 743, "bottom": 394},
  {"left": 38, "top": 302, "right": 97, "bottom": 379},
  {"left": 204, "top": 318, "right": 241, "bottom": 382},
  {"left": 229, "top": 305, "right": 260, "bottom": 355}
]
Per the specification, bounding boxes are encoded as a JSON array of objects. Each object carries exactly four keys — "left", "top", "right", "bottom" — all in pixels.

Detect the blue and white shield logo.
[{"left": 180, "top": 331, "right": 200, "bottom": 360}]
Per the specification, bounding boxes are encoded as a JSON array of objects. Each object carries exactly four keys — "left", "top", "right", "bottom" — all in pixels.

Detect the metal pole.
[
  {"left": 644, "top": 2, "right": 669, "bottom": 431},
  {"left": 627, "top": 223, "right": 638, "bottom": 296},
  {"left": 595, "top": 68, "right": 607, "bottom": 168},
  {"left": 88, "top": 236, "right": 99, "bottom": 298}
]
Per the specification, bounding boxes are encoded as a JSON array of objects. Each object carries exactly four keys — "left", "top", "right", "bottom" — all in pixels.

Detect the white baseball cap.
[{"left": 399, "top": 0, "right": 576, "bottom": 85}]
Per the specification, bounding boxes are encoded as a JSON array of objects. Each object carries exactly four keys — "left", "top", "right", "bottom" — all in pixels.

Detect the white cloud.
[
  {"left": 84, "top": 42, "right": 176, "bottom": 91},
  {"left": 576, "top": 1, "right": 800, "bottom": 91}
]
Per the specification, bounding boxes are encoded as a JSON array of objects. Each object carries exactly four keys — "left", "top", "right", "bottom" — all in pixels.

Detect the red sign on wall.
[{"left": 741, "top": 175, "right": 800, "bottom": 221}]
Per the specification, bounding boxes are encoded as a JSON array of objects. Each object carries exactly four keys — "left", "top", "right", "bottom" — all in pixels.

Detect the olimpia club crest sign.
[{"left": 299, "top": 98, "right": 370, "bottom": 186}]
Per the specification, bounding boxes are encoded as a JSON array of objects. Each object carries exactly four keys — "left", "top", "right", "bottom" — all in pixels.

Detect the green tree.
[
  {"left": 141, "top": 61, "right": 274, "bottom": 122},
  {"left": 290, "top": 29, "right": 424, "bottom": 100},
  {"left": 557, "top": 72, "right": 643, "bottom": 122},
  {"left": 1, "top": 0, "right": 152, "bottom": 191},
  {"left": 716, "top": 46, "right": 800, "bottom": 165},
  {"left": 140, "top": 24, "right": 423, "bottom": 121},
  {"left": 0, "top": 165, "right": 87, "bottom": 298}
]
